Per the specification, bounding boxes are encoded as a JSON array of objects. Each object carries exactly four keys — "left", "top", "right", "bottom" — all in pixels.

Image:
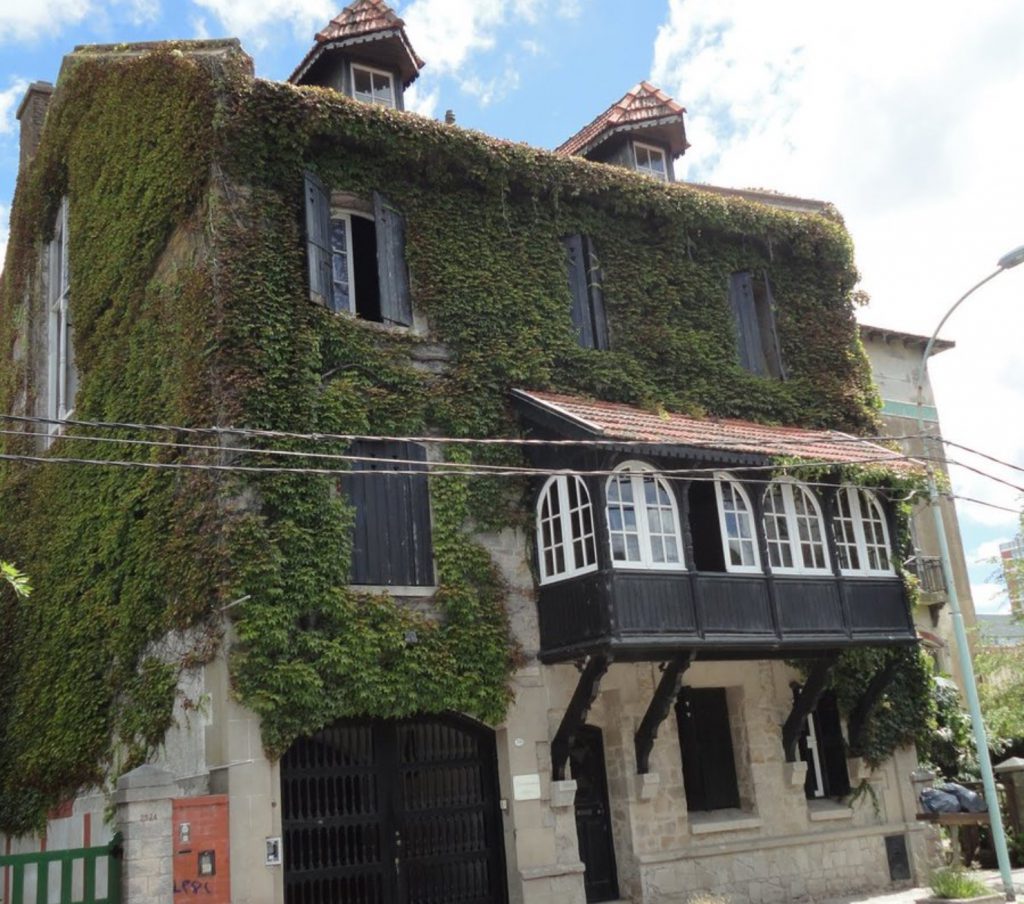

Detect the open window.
[
  {"left": 677, "top": 687, "right": 741, "bottom": 812},
  {"left": 605, "top": 462, "right": 684, "bottom": 569},
  {"left": 536, "top": 475, "right": 598, "bottom": 584},
  {"left": 304, "top": 172, "right": 412, "bottom": 326},
  {"left": 563, "top": 234, "right": 609, "bottom": 350},
  {"left": 344, "top": 440, "right": 434, "bottom": 587},
  {"left": 728, "top": 271, "right": 783, "bottom": 379},
  {"left": 797, "top": 690, "right": 851, "bottom": 800},
  {"left": 833, "top": 486, "right": 893, "bottom": 575},
  {"left": 47, "top": 197, "right": 77, "bottom": 441},
  {"left": 762, "top": 479, "right": 830, "bottom": 574}
]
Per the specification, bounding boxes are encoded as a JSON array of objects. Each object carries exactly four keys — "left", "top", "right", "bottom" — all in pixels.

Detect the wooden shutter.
[
  {"left": 372, "top": 191, "right": 413, "bottom": 327},
  {"left": 815, "top": 692, "right": 850, "bottom": 797},
  {"left": 584, "top": 237, "right": 609, "bottom": 350},
  {"left": 728, "top": 272, "right": 765, "bottom": 375},
  {"left": 304, "top": 171, "right": 332, "bottom": 306},
  {"left": 345, "top": 440, "right": 434, "bottom": 586},
  {"left": 758, "top": 272, "right": 785, "bottom": 379},
  {"left": 563, "top": 234, "right": 595, "bottom": 348},
  {"left": 676, "top": 687, "right": 740, "bottom": 812}
]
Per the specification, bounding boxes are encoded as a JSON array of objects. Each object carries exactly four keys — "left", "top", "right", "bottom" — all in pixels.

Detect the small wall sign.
[{"left": 512, "top": 773, "right": 542, "bottom": 801}]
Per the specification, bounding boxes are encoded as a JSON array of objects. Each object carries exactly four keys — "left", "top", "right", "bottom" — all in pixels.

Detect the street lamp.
[{"left": 916, "top": 244, "right": 1024, "bottom": 901}]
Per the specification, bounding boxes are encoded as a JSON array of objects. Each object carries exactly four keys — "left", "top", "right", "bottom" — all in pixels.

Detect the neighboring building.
[
  {"left": 2, "top": 5, "right": 933, "bottom": 903},
  {"left": 977, "top": 613, "right": 1024, "bottom": 647},
  {"left": 859, "top": 325, "right": 978, "bottom": 689},
  {"left": 1000, "top": 536, "right": 1024, "bottom": 614}
]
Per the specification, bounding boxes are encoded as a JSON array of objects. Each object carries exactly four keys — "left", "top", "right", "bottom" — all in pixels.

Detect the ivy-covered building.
[{"left": 0, "top": 3, "right": 936, "bottom": 903}]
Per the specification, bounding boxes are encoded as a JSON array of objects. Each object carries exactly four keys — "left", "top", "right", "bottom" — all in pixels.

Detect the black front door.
[
  {"left": 281, "top": 715, "right": 507, "bottom": 904},
  {"left": 569, "top": 725, "right": 619, "bottom": 903}
]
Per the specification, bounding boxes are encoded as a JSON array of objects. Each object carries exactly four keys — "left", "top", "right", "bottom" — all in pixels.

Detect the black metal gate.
[{"left": 281, "top": 715, "right": 507, "bottom": 904}]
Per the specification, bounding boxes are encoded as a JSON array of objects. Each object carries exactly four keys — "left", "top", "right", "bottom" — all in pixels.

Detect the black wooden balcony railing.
[
  {"left": 537, "top": 569, "right": 916, "bottom": 662},
  {"left": 907, "top": 555, "right": 947, "bottom": 595}
]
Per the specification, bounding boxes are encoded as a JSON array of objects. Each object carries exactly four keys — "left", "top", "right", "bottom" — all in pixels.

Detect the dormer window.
[
  {"left": 632, "top": 141, "right": 668, "bottom": 182},
  {"left": 352, "top": 64, "right": 395, "bottom": 108},
  {"left": 606, "top": 463, "right": 684, "bottom": 569}
]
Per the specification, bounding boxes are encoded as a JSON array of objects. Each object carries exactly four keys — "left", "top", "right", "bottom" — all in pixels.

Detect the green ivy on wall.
[{"left": 0, "top": 45, "right": 911, "bottom": 832}]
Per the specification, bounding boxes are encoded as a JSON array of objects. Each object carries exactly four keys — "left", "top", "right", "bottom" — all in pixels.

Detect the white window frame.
[
  {"left": 605, "top": 461, "right": 685, "bottom": 570},
  {"left": 47, "top": 198, "right": 74, "bottom": 442},
  {"left": 834, "top": 486, "right": 894, "bottom": 577},
  {"left": 632, "top": 140, "right": 668, "bottom": 182},
  {"left": 351, "top": 63, "right": 396, "bottom": 108},
  {"left": 713, "top": 473, "right": 761, "bottom": 573},
  {"left": 536, "top": 475, "right": 598, "bottom": 585},
  {"left": 761, "top": 479, "right": 831, "bottom": 575},
  {"left": 329, "top": 209, "right": 373, "bottom": 315},
  {"left": 804, "top": 708, "right": 827, "bottom": 799}
]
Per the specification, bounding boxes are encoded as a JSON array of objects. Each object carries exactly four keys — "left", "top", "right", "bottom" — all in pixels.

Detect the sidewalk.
[{"left": 817, "top": 868, "right": 1024, "bottom": 904}]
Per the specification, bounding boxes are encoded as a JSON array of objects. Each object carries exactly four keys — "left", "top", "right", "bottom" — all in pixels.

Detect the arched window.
[
  {"left": 714, "top": 474, "right": 761, "bottom": 572},
  {"left": 536, "top": 475, "right": 598, "bottom": 584},
  {"left": 762, "top": 480, "right": 830, "bottom": 574},
  {"left": 833, "top": 487, "right": 893, "bottom": 575},
  {"left": 605, "top": 463, "right": 684, "bottom": 569}
]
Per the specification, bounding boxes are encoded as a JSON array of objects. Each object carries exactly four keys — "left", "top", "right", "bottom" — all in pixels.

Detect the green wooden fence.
[{"left": 0, "top": 833, "right": 120, "bottom": 904}]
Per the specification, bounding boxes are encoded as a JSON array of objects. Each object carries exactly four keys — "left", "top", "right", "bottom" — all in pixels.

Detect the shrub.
[{"left": 929, "top": 867, "right": 992, "bottom": 899}]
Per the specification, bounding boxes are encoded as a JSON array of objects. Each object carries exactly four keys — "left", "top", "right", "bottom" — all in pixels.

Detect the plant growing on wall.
[{"left": 0, "top": 45, "right": 919, "bottom": 831}]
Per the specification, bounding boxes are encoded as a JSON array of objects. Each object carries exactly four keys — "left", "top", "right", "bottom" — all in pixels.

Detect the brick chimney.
[{"left": 16, "top": 82, "right": 54, "bottom": 171}]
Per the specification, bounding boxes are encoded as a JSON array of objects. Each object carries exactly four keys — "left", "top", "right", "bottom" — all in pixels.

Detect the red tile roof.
[
  {"left": 514, "top": 390, "right": 915, "bottom": 472},
  {"left": 290, "top": 0, "right": 424, "bottom": 86},
  {"left": 556, "top": 81, "right": 688, "bottom": 157}
]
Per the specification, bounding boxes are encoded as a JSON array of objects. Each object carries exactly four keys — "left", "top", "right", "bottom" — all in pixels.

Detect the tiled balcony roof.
[{"left": 514, "top": 389, "right": 917, "bottom": 472}]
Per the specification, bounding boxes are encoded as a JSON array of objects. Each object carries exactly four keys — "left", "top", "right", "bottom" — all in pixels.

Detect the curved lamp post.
[{"left": 916, "top": 244, "right": 1024, "bottom": 901}]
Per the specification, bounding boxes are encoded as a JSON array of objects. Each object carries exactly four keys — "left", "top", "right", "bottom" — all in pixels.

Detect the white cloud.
[
  {"left": 401, "top": 0, "right": 506, "bottom": 76},
  {"left": 651, "top": 0, "right": 1024, "bottom": 534},
  {"left": 971, "top": 538, "right": 1013, "bottom": 567},
  {"left": 0, "top": 0, "right": 90, "bottom": 42},
  {"left": 187, "top": 0, "right": 333, "bottom": 45},
  {"left": 404, "top": 82, "right": 439, "bottom": 118},
  {"left": 971, "top": 581, "right": 1010, "bottom": 615},
  {"left": 0, "top": 78, "right": 29, "bottom": 135},
  {"left": 459, "top": 66, "right": 519, "bottom": 107},
  {"left": 0, "top": 0, "right": 158, "bottom": 43}
]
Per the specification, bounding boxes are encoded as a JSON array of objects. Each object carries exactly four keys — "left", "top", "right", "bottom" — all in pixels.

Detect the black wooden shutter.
[
  {"left": 372, "top": 191, "right": 413, "bottom": 327},
  {"left": 759, "top": 272, "right": 785, "bottom": 379},
  {"left": 563, "top": 234, "right": 595, "bottom": 348},
  {"left": 304, "top": 171, "right": 332, "bottom": 306},
  {"left": 815, "top": 692, "right": 850, "bottom": 798},
  {"left": 584, "top": 237, "right": 609, "bottom": 350},
  {"left": 677, "top": 687, "right": 740, "bottom": 812},
  {"left": 728, "top": 272, "right": 764, "bottom": 375},
  {"left": 345, "top": 440, "right": 434, "bottom": 586}
]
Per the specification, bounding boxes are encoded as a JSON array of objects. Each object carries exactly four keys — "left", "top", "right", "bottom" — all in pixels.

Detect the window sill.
[
  {"left": 689, "top": 809, "right": 762, "bottom": 835},
  {"left": 349, "top": 585, "right": 438, "bottom": 598},
  {"left": 807, "top": 799, "right": 854, "bottom": 821}
]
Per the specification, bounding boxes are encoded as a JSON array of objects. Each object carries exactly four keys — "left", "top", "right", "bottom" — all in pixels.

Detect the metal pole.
[{"left": 916, "top": 267, "right": 1015, "bottom": 900}]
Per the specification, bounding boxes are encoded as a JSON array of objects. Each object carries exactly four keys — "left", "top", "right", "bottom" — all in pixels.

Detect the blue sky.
[{"left": 1, "top": 0, "right": 1023, "bottom": 612}]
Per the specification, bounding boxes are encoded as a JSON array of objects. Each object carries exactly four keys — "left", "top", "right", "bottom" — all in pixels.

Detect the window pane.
[{"left": 353, "top": 68, "right": 372, "bottom": 97}]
